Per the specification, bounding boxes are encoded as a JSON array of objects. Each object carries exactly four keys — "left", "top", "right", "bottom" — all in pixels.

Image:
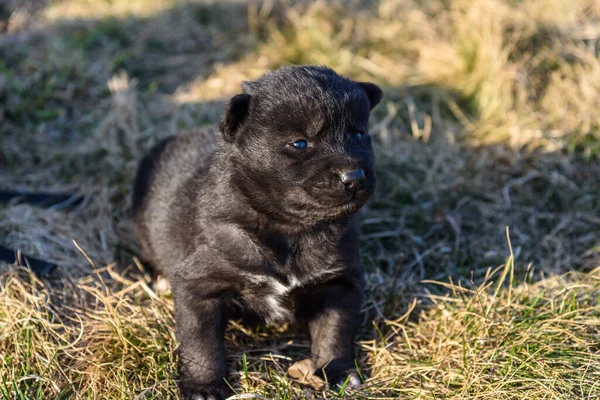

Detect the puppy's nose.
[{"left": 340, "top": 169, "right": 366, "bottom": 191}]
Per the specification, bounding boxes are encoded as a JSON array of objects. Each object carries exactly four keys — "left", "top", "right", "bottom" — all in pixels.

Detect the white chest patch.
[{"left": 243, "top": 268, "right": 342, "bottom": 323}]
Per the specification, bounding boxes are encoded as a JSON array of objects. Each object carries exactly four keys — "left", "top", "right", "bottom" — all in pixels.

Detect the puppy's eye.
[
  {"left": 354, "top": 131, "right": 365, "bottom": 140},
  {"left": 291, "top": 139, "right": 309, "bottom": 149}
]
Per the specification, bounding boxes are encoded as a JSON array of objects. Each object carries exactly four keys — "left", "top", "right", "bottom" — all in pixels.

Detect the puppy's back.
[{"left": 131, "top": 126, "right": 218, "bottom": 272}]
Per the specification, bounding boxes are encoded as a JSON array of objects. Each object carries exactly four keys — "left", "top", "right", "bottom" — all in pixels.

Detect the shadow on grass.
[{"left": 0, "top": 0, "right": 257, "bottom": 129}]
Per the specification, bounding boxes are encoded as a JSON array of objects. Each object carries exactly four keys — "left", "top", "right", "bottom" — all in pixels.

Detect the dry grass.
[
  {"left": 1, "top": 0, "right": 599, "bottom": 398},
  {"left": 1, "top": 239, "right": 599, "bottom": 399}
]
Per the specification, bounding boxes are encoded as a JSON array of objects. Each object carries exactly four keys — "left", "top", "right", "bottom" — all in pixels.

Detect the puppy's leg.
[
  {"left": 173, "top": 285, "right": 231, "bottom": 400},
  {"left": 303, "top": 282, "right": 363, "bottom": 388}
]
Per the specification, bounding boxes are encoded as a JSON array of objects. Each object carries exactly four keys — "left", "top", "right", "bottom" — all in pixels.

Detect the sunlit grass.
[
  {"left": 43, "top": 0, "right": 178, "bottom": 20},
  {"left": 1, "top": 247, "right": 598, "bottom": 399}
]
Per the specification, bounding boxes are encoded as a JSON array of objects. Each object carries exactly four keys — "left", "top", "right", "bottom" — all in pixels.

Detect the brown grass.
[{"left": 1, "top": 0, "right": 599, "bottom": 398}]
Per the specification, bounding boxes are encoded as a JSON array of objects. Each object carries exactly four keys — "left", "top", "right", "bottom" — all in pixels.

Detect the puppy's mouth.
[
  {"left": 326, "top": 199, "right": 365, "bottom": 218},
  {"left": 303, "top": 183, "right": 375, "bottom": 218},
  {"left": 310, "top": 178, "right": 375, "bottom": 199}
]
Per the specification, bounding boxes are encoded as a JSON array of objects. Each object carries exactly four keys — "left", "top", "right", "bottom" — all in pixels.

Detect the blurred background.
[{"left": 1, "top": 0, "right": 599, "bottom": 398}]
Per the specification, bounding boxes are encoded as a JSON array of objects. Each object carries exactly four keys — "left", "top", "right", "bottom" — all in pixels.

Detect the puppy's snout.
[{"left": 340, "top": 169, "right": 366, "bottom": 192}]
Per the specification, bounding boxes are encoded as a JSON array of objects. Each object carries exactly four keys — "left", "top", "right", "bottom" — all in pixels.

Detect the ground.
[{"left": 0, "top": 0, "right": 599, "bottom": 399}]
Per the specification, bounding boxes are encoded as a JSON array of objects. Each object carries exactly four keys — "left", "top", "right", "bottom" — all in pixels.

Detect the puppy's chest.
[
  {"left": 240, "top": 237, "right": 342, "bottom": 323},
  {"left": 240, "top": 268, "right": 339, "bottom": 323}
]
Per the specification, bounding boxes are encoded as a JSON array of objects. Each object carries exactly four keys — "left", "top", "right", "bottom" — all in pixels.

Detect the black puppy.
[{"left": 132, "top": 65, "right": 382, "bottom": 400}]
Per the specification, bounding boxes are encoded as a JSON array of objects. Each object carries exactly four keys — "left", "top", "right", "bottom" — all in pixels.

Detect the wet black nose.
[{"left": 340, "top": 169, "right": 366, "bottom": 191}]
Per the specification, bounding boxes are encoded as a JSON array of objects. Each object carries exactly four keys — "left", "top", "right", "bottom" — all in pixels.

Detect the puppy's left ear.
[
  {"left": 220, "top": 93, "right": 251, "bottom": 142},
  {"left": 357, "top": 82, "right": 383, "bottom": 111}
]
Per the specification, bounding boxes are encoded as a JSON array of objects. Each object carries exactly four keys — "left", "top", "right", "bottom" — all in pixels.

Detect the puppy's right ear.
[{"left": 220, "top": 94, "right": 251, "bottom": 142}]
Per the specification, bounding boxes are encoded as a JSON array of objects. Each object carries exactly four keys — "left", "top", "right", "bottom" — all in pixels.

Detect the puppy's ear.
[
  {"left": 220, "top": 93, "right": 251, "bottom": 142},
  {"left": 357, "top": 82, "right": 383, "bottom": 111}
]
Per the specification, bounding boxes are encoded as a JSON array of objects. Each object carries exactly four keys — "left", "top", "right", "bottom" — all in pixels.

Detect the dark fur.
[{"left": 132, "top": 66, "right": 382, "bottom": 400}]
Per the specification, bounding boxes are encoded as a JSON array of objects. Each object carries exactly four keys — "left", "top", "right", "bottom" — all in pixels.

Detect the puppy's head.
[{"left": 220, "top": 65, "right": 382, "bottom": 224}]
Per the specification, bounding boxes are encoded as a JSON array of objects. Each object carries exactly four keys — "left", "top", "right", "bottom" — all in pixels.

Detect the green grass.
[{"left": 1, "top": 0, "right": 599, "bottom": 399}]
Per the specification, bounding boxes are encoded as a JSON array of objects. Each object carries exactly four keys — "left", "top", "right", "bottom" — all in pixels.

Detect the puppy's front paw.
[
  {"left": 314, "top": 358, "right": 364, "bottom": 389},
  {"left": 333, "top": 371, "right": 363, "bottom": 389},
  {"left": 182, "top": 383, "right": 232, "bottom": 400},
  {"left": 183, "top": 392, "right": 224, "bottom": 400},
  {"left": 185, "top": 394, "right": 220, "bottom": 400}
]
